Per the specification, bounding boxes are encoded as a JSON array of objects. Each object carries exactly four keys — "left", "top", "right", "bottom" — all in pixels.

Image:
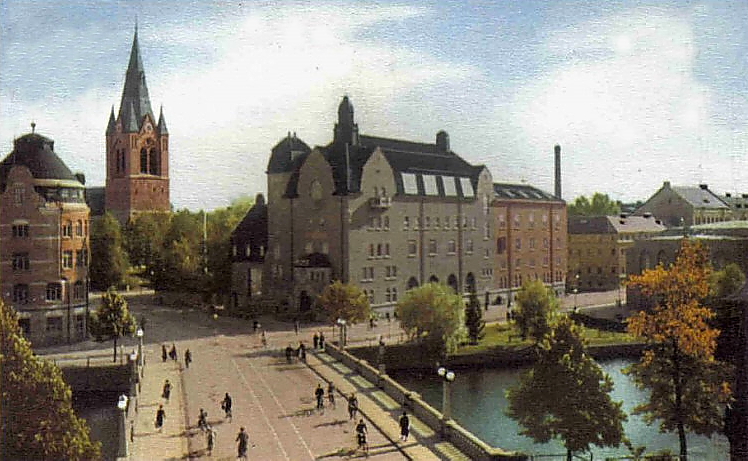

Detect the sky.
[{"left": 1, "top": 0, "right": 747, "bottom": 211}]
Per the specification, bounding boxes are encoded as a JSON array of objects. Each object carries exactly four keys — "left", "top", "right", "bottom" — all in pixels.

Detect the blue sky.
[{"left": 2, "top": 0, "right": 747, "bottom": 210}]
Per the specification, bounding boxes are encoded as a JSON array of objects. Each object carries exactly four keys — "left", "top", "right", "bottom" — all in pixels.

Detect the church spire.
[
  {"left": 118, "top": 24, "right": 153, "bottom": 132},
  {"left": 106, "top": 106, "right": 116, "bottom": 135},
  {"left": 157, "top": 105, "right": 168, "bottom": 134}
]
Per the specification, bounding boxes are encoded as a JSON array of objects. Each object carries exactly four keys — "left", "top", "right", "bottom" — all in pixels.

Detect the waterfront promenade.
[{"left": 39, "top": 289, "right": 621, "bottom": 460}]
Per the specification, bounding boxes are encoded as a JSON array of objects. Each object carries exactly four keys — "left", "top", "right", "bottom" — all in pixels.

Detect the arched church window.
[
  {"left": 140, "top": 148, "right": 148, "bottom": 174},
  {"left": 149, "top": 148, "right": 159, "bottom": 175}
]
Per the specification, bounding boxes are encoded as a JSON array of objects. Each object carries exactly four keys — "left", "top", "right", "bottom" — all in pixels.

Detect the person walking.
[
  {"left": 399, "top": 411, "right": 410, "bottom": 442},
  {"left": 285, "top": 344, "right": 294, "bottom": 363},
  {"left": 313, "top": 332, "right": 319, "bottom": 349},
  {"left": 355, "top": 419, "right": 368, "bottom": 453},
  {"left": 236, "top": 426, "right": 249, "bottom": 460},
  {"left": 155, "top": 404, "right": 166, "bottom": 432},
  {"left": 162, "top": 379, "right": 172, "bottom": 402},
  {"left": 161, "top": 344, "right": 167, "bottom": 362},
  {"left": 298, "top": 341, "right": 306, "bottom": 362},
  {"left": 261, "top": 330, "right": 268, "bottom": 348},
  {"left": 206, "top": 425, "right": 216, "bottom": 455},
  {"left": 222, "top": 392, "right": 233, "bottom": 420},
  {"left": 319, "top": 332, "right": 325, "bottom": 349},
  {"left": 198, "top": 408, "right": 208, "bottom": 432},
  {"left": 169, "top": 343, "right": 177, "bottom": 361},
  {"left": 293, "top": 318, "right": 299, "bottom": 335},
  {"left": 348, "top": 393, "right": 358, "bottom": 420},
  {"left": 327, "top": 382, "right": 336, "bottom": 409},
  {"left": 315, "top": 384, "right": 325, "bottom": 411},
  {"left": 184, "top": 349, "right": 192, "bottom": 369}
]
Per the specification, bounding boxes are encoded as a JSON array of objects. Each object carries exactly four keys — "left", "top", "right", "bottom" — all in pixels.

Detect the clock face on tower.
[{"left": 144, "top": 122, "right": 153, "bottom": 133}]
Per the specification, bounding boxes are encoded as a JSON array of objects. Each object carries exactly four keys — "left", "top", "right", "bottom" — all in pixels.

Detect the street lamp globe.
[
  {"left": 136, "top": 327, "right": 143, "bottom": 338},
  {"left": 445, "top": 371, "right": 455, "bottom": 382},
  {"left": 437, "top": 366, "right": 446, "bottom": 377}
]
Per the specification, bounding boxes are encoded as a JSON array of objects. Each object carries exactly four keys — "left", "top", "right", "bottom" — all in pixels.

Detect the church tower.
[{"left": 105, "top": 25, "right": 170, "bottom": 224}]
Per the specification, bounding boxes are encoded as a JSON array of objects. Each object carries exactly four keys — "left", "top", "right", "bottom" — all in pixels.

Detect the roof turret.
[
  {"left": 157, "top": 105, "right": 168, "bottom": 134},
  {"left": 106, "top": 106, "right": 116, "bottom": 135},
  {"left": 0, "top": 129, "right": 81, "bottom": 192}
]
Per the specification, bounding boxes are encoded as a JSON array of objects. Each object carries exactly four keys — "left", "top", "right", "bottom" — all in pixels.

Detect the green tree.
[
  {"left": 507, "top": 316, "right": 627, "bottom": 461},
  {"left": 88, "top": 290, "right": 137, "bottom": 362},
  {"left": 123, "top": 212, "right": 170, "bottom": 270},
  {"left": 568, "top": 192, "right": 621, "bottom": 216},
  {"left": 711, "top": 263, "right": 746, "bottom": 300},
  {"left": 395, "top": 283, "right": 466, "bottom": 356},
  {"left": 465, "top": 291, "right": 485, "bottom": 344},
  {"left": 626, "top": 239, "right": 732, "bottom": 461},
  {"left": 1, "top": 302, "right": 102, "bottom": 460},
  {"left": 514, "top": 280, "right": 559, "bottom": 343},
  {"left": 89, "top": 212, "right": 129, "bottom": 290},
  {"left": 316, "top": 281, "right": 372, "bottom": 325}
]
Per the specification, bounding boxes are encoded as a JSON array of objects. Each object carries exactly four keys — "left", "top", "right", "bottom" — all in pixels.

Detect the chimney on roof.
[
  {"left": 743, "top": 194, "right": 748, "bottom": 199},
  {"left": 436, "top": 130, "right": 450, "bottom": 152},
  {"left": 663, "top": 181, "right": 671, "bottom": 188},
  {"left": 74, "top": 173, "right": 86, "bottom": 185},
  {"left": 699, "top": 184, "right": 708, "bottom": 190},
  {"left": 726, "top": 193, "right": 732, "bottom": 198},
  {"left": 554, "top": 144, "right": 562, "bottom": 200}
]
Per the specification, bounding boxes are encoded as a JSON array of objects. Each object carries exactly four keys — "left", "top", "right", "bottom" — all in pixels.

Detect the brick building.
[
  {"left": 568, "top": 215, "right": 665, "bottom": 293},
  {"left": 492, "top": 183, "right": 567, "bottom": 301},
  {"left": 88, "top": 26, "right": 170, "bottom": 223},
  {"left": 0, "top": 127, "right": 90, "bottom": 346},
  {"left": 634, "top": 181, "right": 732, "bottom": 227},
  {"left": 231, "top": 97, "right": 567, "bottom": 315}
]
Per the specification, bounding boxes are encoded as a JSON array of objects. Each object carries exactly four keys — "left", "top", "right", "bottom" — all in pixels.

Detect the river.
[
  {"left": 390, "top": 359, "right": 729, "bottom": 460},
  {"left": 74, "top": 391, "right": 120, "bottom": 461}
]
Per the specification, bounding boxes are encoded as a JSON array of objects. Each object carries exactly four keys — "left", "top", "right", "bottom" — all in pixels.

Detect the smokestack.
[{"left": 554, "top": 144, "right": 561, "bottom": 199}]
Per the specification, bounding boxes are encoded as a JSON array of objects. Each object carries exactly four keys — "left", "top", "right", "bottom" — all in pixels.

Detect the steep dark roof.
[
  {"left": 157, "top": 106, "right": 168, "bottom": 134},
  {"left": 106, "top": 107, "right": 116, "bottom": 135},
  {"left": 86, "top": 187, "right": 106, "bottom": 216},
  {"left": 117, "top": 26, "right": 154, "bottom": 133},
  {"left": 267, "top": 133, "right": 311, "bottom": 174},
  {"left": 493, "top": 183, "right": 561, "bottom": 202},
  {"left": 568, "top": 216, "right": 614, "bottom": 234},
  {"left": 0, "top": 132, "right": 79, "bottom": 191},
  {"left": 672, "top": 185, "right": 729, "bottom": 209},
  {"left": 231, "top": 194, "right": 268, "bottom": 262}
]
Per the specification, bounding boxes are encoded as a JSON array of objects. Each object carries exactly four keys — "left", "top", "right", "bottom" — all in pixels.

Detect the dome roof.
[
  {"left": 0, "top": 132, "right": 81, "bottom": 191},
  {"left": 267, "top": 132, "right": 311, "bottom": 174}
]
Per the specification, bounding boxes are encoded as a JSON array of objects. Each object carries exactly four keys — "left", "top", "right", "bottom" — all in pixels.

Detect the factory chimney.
[{"left": 554, "top": 144, "right": 562, "bottom": 199}]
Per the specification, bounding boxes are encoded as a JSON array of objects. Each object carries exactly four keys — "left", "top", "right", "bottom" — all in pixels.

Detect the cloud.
[{"left": 490, "top": 6, "right": 748, "bottom": 202}]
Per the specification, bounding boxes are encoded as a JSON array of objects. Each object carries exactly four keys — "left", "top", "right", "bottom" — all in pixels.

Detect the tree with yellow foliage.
[{"left": 626, "top": 238, "right": 731, "bottom": 461}]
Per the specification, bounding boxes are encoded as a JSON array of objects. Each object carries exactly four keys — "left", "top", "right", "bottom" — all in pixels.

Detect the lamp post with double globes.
[
  {"left": 136, "top": 327, "right": 144, "bottom": 378},
  {"left": 437, "top": 366, "right": 455, "bottom": 437}
]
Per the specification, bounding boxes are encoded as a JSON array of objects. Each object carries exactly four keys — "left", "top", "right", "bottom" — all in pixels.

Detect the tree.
[
  {"left": 395, "top": 283, "right": 466, "bottom": 356},
  {"left": 711, "top": 263, "right": 746, "bottom": 300},
  {"left": 626, "top": 238, "right": 732, "bottom": 461},
  {"left": 316, "top": 281, "right": 372, "bottom": 325},
  {"left": 507, "top": 316, "right": 626, "bottom": 461},
  {"left": 88, "top": 290, "right": 137, "bottom": 362},
  {"left": 514, "top": 280, "right": 559, "bottom": 343},
  {"left": 89, "top": 212, "right": 129, "bottom": 290},
  {"left": 568, "top": 192, "right": 621, "bottom": 216},
  {"left": 465, "top": 291, "right": 485, "bottom": 344},
  {"left": 710, "top": 264, "right": 746, "bottom": 362},
  {"left": 1, "top": 301, "right": 102, "bottom": 460}
]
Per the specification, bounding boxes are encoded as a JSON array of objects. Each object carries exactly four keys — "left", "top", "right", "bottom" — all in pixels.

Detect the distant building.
[
  {"left": 634, "top": 181, "right": 732, "bottom": 227},
  {"left": 98, "top": 26, "right": 170, "bottom": 224},
  {"left": 0, "top": 126, "right": 90, "bottom": 346},
  {"left": 568, "top": 214, "right": 666, "bottom": 292},
  {"left": 722, "top": 192, "right": 748, "bottom": 221},
  {"left": 230, "top": 194, "right": 268, "bottom": 310},
  {"left": 492, "top": 183, "right": 567, "bottom": 300},
  {"left": 231, "top": 96, "right": 567, "bottom": 315},
  {"left": 626, "top": 221, "right": 748, "bottom": 311}
]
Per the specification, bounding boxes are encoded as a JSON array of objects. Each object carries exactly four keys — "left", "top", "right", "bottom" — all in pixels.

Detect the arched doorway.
[
  {"left": 447, "top": 274, "right": 458, "bottom": 293},
  {"left": 299, "top": 291, "right": 312, "bottom": 312},
  {"left": 429, "top": 275, "right": 439, "bottom": 283},
  {"left": 407, "top": 277, "right": 419, "bottom": 290},
  {"left": 466, "top": 272, "right": 476, "bottom": 293}
]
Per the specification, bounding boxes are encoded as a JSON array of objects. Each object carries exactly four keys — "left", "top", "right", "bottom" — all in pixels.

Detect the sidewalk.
[{"left": 127, "top": 347, "right": 189, "bottom": 460}]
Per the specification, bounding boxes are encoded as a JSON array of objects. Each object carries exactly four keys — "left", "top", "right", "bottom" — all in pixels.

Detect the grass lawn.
[{"left": 455, "top": 321, "right": 641, "bottom": 355}]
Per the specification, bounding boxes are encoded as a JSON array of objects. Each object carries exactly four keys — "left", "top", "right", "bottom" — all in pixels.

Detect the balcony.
[{"left": 369, "top": 196, "right": 391, "bottom": 209}]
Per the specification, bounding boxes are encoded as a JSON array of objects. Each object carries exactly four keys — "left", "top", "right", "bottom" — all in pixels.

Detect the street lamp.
[
  {"left": 573, "top": 273, "right": 580, "bottom": 313},
  {"left": 117, "top": 394, "right": 129, "bottom": 457},
  {"left": 437, "top": 366, "right": 456, "bottom": 423},
  {"left": 136, "top": 327, "right": 144, "bottom": 378},
  {"left": 336, "top": 318, "right": 347, "bottom": 348}
]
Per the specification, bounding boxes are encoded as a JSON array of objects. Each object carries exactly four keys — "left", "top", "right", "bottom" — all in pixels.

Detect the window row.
[
  {"left": 496, "top": 237, "right": 563, "bottom": 254},
  {"left": 361, "top": 287, "right": 400, "bottom": 304},
  {"left": 305, "top": 242, "right": 330, "bottom": 255},
  {"left": 368, "top": 243, "right": 391, "bottom": 259},
  {"left": 497, "top": 212, "right": 562, "bottom": 229},
  {"left": 61, "top": 220, "right": 88, "bottom": 238},
  {"left": 403, "top": 215, "right": 479, "bottom": 231},
  {"left": 11, "top": 282, "right": 86, "bottom": 304},
  {"left": 361, "top": 265, "right": 398, "bottom": 282}
]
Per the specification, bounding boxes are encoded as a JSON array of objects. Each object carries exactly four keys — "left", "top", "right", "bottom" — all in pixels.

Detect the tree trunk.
[
  {"left": 113, "top": 337, "right": 118, "bottom": 363},
  {"left": 673, "top": 338, "right": 687, "bottom": 461},
  {"left": 566, "top": 448, "right": 572, "bottom": 461}
]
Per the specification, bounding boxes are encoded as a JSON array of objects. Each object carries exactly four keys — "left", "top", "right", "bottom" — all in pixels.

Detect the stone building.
[
  {"left": 722, "top": 192, "right": 748, "bottom": 220},
  {"left": 90, "top": 26, "right": 170, "bottom": 224},
  {"left": 568, "top": 215, "right": 665, "bottom": 292},
  {"left": 625, "top": 222, "right": 748, "bottom": 312},
  {"left": 0, "top": 127, "right": 90, "bottom": 346},
  {"left": 634, "top": 181, "right": 732, "bottom": 227},
  {"left": 229, "top": 194, "right": 268, "bottom": 310},
  {"left": 492, "top": 183, "right": 567, "bottom": 300},
  {"left": 232, "top": 96, "right": 567, "bottom": 315}
]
